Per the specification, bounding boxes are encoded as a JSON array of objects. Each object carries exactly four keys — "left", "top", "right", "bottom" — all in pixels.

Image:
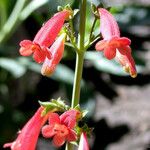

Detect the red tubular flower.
[
  {"left": 42, "top": 110, "right": 79, "bottom": 147},
  {"left": 78, "top": 132, "right": 90, "bottom": 150},
  {"left": 41, "top": 33, "right": 66, "bottom": 76},
  {"left": 95, "top": 8, "right": 137, "bottom": 78},
  {"left": 19, "top": 10, "right": 71, "bottom": 63},
  {"left": 3, "top": 107, "right": 49, "bottom": 150}
]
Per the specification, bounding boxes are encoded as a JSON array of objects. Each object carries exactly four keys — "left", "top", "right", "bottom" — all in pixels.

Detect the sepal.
[
  {"left": 39, "top": 98, "right": 69, "bottom": 116},
  {"left": 74, "top": 105, "right": 88, "bottom": 119}
]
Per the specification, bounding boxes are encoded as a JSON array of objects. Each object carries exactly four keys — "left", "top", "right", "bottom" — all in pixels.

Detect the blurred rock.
[
  {"left": 94, "top": 85, "right": 150, "bottom": 150},
  {"left": 128, "top": 25, "right": 150, "bottom": 37},
  {"left": 101, "top": 0, "right": 150, "bottom": 7}
]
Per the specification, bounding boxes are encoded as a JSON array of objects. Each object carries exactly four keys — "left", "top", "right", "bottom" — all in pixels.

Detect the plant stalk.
[
  {"left": 79, "top": 0, "right": 87, "bottom": 51},
  {"left": 71, "top": 52, "right": 84, "bottom": 108},
  {"left": 71, "top": 0, "right": 86, "bottom": 108},
  {"left": 65, "top": 0, "right": 87, "bottom": 150}
]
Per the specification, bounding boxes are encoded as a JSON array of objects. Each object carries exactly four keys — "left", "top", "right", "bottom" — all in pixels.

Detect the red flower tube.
[
  {"left": 41, "top": 33, "right": 66, "bottom": 76},
  {"left": 3, "top": 107, "right": 49, "bottom": 150},
  {"left": 95, "top": 8, "right": 137, "bottom": 78},
  {"left": 19, "top": 10, "right": 71, "bottom": 63},
  {"left": 78, "top": 132, "right": 90, "bottom": 150}
]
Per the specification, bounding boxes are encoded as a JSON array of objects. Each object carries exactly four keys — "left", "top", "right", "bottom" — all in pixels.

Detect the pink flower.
[
  {"left": 3, "top": 107, "right": 49, "bottom": 150},
  {"left": 42, "top": 110, "right": 80, "bottom": 147},
  {"left": 19, "top": 10, "right": 71, "bottom": 63},
  {"left": 95, "top": 8, "right": 137, "bottom": 78},
  {"left": 78, "top": 132, "right": 90, "bottom": 150},
  {"left": 60, "top": 109, "right": 81, "bottom": 128},
  {"left": 41, "top": 33, "right": 66, "bottom": 76}
]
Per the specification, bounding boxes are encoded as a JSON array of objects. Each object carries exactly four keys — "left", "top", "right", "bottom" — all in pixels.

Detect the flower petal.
[
  {"left": 3, "top": 143, "right": 13, "bottom": 148},
  {"left": 19, "top": 40, "right": 33, "bottom": 56},
  {"left": 127, "top": 55, "right": 137, "bottom": 78},
  {"left": 109, "top": 37, "right": 131, "bottom": 48},
  {"left": 19, "top": 40, "right": 33, "bottom": 47},
  {"left": 41, "top": 58, "right": 56, "bottom": 76},
  {"left": 33, "top": 10, "right": 70, "bottom": 47},
  {"left": 98, "top": 8, "right": 120, "bottom": 40},
  {"left": 33, "top": 49, "right": 46, "bottom": 63},
  {"left": 42, "top": 47, "right": 52, "bottom": 60},
  {"left": 117, "top": 37, "right": 131, "bottom": 46},
  {"left": 60, "top": 109, "right": 80, "bottom": 128},
  {"left": 19, "top": 47, "right": 33, "bottom": 56},
  {"left": 118, "top": 45, "right": 131, "bottom": 55},
  {"left": 66, "top": 129, "right": 77, "bottom": 142},
  {"left": 116, "top": 50, "right": 137, "bottom": 78},
  {"left": 53, "top": 135, "right": 66, "bottom": 147},
  {"left": 42, "top": 125, "right": 55, "bottom": 138},
  {"left": 95, "top": 40, "right": 107, "bottom": 51},
  {"left": 104, "top": 46, "right": 116, "bottom": 60},
  {"left": 48, "top": 113, "right": 60, "bottom": 125},
  {"left": 41, "top": 33, "right": 65, "bottom": 76},
  {"left": 61, "top": 116, "right": 76, "bottom": 129}
]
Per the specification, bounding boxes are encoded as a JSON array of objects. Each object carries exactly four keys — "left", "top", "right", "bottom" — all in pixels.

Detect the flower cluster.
[
  {"left": 95, "top": 8, "right": 137, "bottom": 78},
  {"left": 19, "top": 7, "right": 137, "bottom": 78},
  {"left": 3, "top": 107, "right": 84, "bottom": 149},
  {"left": 19, "top": 10, "right": 71, "bottom": 76}
]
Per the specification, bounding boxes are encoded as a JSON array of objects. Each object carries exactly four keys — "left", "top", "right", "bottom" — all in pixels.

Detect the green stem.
[
  {"left": 69, "top": 20, "right": 79, "bottom": 51},
  {"left": 71, "top": 0, "right": 86, "bottom": 108},
  {"left": 85, "top": 34, "right": 101, "bottom": 50},
  {"left": 79, "top": 0, "right": 87, "bottom": 51},
  {"left": 69, "top": 20, "right": 74, "bottom": 36},
  {"left": 71, "top": 51, "right": 84, "bottom": 107},
  {"left": 65, "top": 142, "right": 74, "bottom": 150},
  {"left": 65, "top": 1, "right": 87, "bottom": 150},
  {"left": 89, "top": 17, "right": 97, "bottom": 41}
]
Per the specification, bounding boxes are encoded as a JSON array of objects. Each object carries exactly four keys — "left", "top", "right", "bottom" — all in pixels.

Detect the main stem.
[
  {"left": 71, "top": 52, "right": 84, "bottom": 107},
  {"left": 72, "top": 0, "right": 86, "bottom": 108},
  {"left": 66, "top": 0, "right": 86, "bottom": 150}
]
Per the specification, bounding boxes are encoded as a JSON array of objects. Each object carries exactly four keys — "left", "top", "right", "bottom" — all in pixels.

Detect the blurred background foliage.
[{"left": 0, "top": 0, "right": 150, "bottom": 150}]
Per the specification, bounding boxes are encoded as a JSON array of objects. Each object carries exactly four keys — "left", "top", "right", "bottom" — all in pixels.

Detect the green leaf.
[
  {"left": 0, "top": 0, "right": 8, "bottom": 27},
  {"left": 20, "top": 0, "right": 49, "bottom": 21},
  {"left": 0, "top": 0, "right": 27, "bottom": 43},
  {"left": 0, "top": 57, "right": 26, "bottom": 78}
]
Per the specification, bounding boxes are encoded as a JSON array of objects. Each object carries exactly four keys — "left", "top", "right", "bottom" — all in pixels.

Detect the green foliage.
[{"left": 0, "top": 58, "right": 26, "bottom": 78}]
